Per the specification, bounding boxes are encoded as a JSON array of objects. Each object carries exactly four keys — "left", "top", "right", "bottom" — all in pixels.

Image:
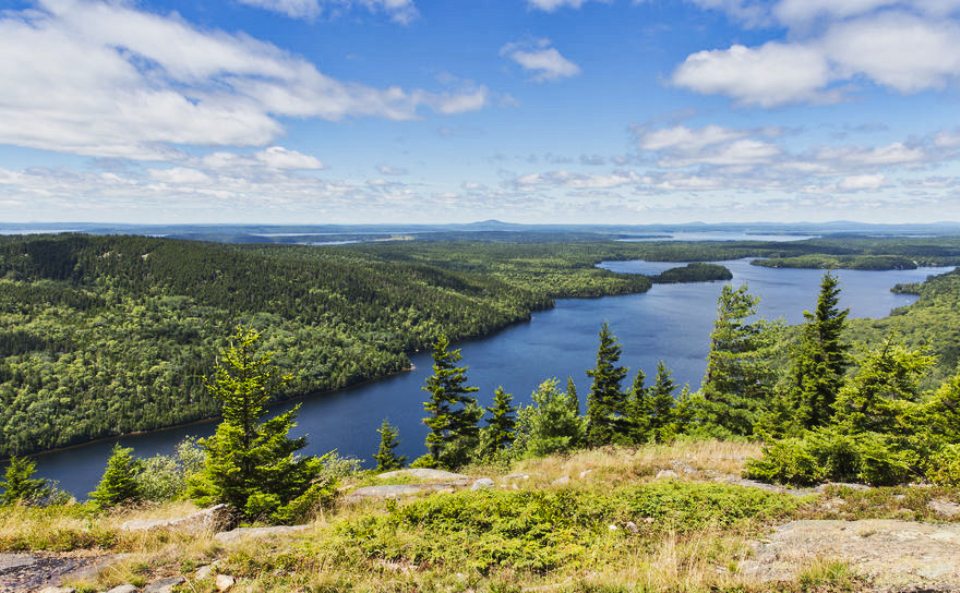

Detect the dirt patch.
[{"left": 742, "top": 519, "right": 960, "bottom": 592}]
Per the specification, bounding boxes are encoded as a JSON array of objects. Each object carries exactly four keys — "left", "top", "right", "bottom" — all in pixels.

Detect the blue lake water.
[{"left": 32, "top": 258, "right": 953, "bottom": 496}]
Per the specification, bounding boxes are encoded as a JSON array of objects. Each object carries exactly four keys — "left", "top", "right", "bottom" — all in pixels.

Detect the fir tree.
[
  {"left": 790, "top": 273, "right": 851, "bottom": 429},
  {"left": 89, "top": 444, "right": 143, "bottom": 509},
  {"left": 373, "top": 420, "right": 406, "bottom": 471},
  {"left": 421, "top": 335, "right": 483, "bottom": 469},
  {"left": 0, "top": 456, "right": 51, "bottom": 506},
  {"left": 698, "top": 284, "right": 779, "bottom": 436},
  {"left": 626, "top": 369, "right": 648, "bottom": 442},
  {"left": 566, "top": 377, "right": 581, "bottom": 416},
  {"left": 189, "top": 326, "right": 324, "bottom": 523},
  {"left": 585, "top": 323, "right": 630, "bottom": 447},
  {"left": 646, "top": 361, "right": 678, "bottom": 442},
  {"left": 478, "top": 387, "right": 517, "bottom": 459}
]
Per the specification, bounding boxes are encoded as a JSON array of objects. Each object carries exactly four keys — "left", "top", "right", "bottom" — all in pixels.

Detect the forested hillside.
[{"left": 0, "top": 235, "right": 655, "bottom": 455}]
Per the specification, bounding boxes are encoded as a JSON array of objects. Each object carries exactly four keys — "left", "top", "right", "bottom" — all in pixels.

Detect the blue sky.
[{"left": 2, "top": 0, "right": 960, "bottom": 224}]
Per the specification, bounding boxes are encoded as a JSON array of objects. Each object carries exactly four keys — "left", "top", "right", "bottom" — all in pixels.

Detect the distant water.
[
  {"left": 31, "top": 259, "right": 952, "bottom": 496},
  {"left": 619, "top": 232, "right": 816, "bottom": 242}
]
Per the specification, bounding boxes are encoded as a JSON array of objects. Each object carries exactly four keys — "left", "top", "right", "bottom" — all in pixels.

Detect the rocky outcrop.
[
  {"left": 213, "top": 525, "right": 310, "bottom": 544},
  {"left": 120, "top": 504, "right": 231, "bottom": 533},
  {"left": 742, "top": 519, "right": 960, "bottom": 592}
]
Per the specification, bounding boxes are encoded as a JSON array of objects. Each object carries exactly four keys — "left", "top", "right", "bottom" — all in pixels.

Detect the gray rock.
[
  {"left": 0, "top": 553, "right": 36, "bottom": 571},
  {"left": 214, "top": 524, "right": 310, "bottom": 544},
  {"left": 655, "top": 469, "right": 679, "bottom": 480},
  {"left": 503, "top": 473, "right": 529, "bottom": 481},
  {"left": 551, "top": 475, "right": 570, "bottom": 486},
  {"left": 194, "top": 565, "right": 215, "bottom": 580},
  {"left": 143, "top": 577, "right": 185, "bottom": 593},
  {"left": 929, "top": 498, "right": 960, "bottom": 518},
  {"left": 215, "top": 574, "right": 235, "bottom": 592},
  {"left": 471, "top": 478, "right": 494, "bottom": 491},
  {"left": 104, "top": 585, "right": 138, "bottom": 593},
  {"left": 345, "top": 484, "right": 429, "bottom": 502},
  {"left": 37, "top": 588, "right": 74, "bottom": 593},
  {"left": 376, "top": 469, "right": 470, "bottom": 483},
  {"left": 578, "top": 469, "right": 594, "bottom": 479},
  {"left": 121, "top": 504, "right": 231, "bottom": 533},
  {"left": 624, "top": 521, "right": 639, "bottom": 534}
]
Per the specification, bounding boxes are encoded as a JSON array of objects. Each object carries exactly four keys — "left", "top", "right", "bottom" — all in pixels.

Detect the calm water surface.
[{"left": 33, "top": 259, "right": 952, "bottom": 496}]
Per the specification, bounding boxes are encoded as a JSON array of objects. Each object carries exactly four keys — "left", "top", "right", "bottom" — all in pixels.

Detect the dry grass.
[{"left": 505, "top": 439, "right": 762, "bottom": 489}]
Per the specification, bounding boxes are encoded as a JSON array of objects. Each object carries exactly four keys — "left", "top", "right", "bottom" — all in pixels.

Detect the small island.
[{"left": 650, "top": 262, "right": 733, "bottom": 284}]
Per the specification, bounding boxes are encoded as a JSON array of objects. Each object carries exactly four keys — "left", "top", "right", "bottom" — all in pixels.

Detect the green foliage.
[
  {"left": 0, "top": 456, "right": 52, "bottom": 506},
  {"left": 477, "top": 387, "right": 517, "bottom": 461},
  {"left": 746, "top": 428, "right": 918, "bottom": 486},
  {"left": 421, "top": 335, "right": 483, "bottom": 469},
  {"left": 651, "top": 263, "right": 733, "bottom": 284},
  {"left": 926, "top": 444, "right": 960, "bottom": 486},
  {"left": 137, "top": 438, "right": 205, "bottom": 502},
  {"left": 585, "top": 323, "right": 630, "bottom": 447},
  {"left": 788, "top": 273, "right": 851, "bottom": 430},
  {"left": 514, "top": 379, "right": 584, "bottom": 458},
  {"left": 331, "top": 481, "right": 797, "bottom": 573},
  {"left": 89, "top": 444, "right": 143, "bottom": 509},
  {"left": 188, "top": 327, "right": 324, "bottom": 524},
  {"left": 696, "top": 284, "right": 781, "bottom": 437},
  {"left": 373, "top": 420, "right": 406, "bottom": 472}
]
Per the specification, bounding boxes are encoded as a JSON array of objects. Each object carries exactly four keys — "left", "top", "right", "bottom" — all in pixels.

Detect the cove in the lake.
[{"left": 34, "top": 259, "right": 953, "bottom": 496}]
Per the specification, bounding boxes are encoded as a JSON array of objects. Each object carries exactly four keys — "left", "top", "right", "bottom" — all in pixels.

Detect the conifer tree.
[
  {"left": 647, "top": 361, "right": 678, "bottom": 442},
  {"left": 514, "top": 379, "right": 584, "bottom": 457},
  {"left": 585, "top": 323, "right": 630, "bottom": 447},
  {"left": 626, "top": 369, "right": 648, "bottom": 441},
  {"left": 189, "top": 326, "right": 323, "bottom": 523},
  {"left": 373, "top": 420, "right": 406, "bottom": 471},
  {"left": 478, "top": 386, "right": 517, "bottom": 459},
  {"left": 698, "top": 284, "right": 779, "bottom": 436},
  {"left": 0, "top": 456, "right": 51, "bottom": 506},
  {"left": 90, "top": 444, "right": 143, "bottom": 509},
  {"left": 566, "top": 377, "right": 581, "bottom": 416},
  {"left": 790, "top": 273, "right": 851, "bottom": 429},
  {"left": 421, "top": 335, "right": 483, "bottom": 468}
]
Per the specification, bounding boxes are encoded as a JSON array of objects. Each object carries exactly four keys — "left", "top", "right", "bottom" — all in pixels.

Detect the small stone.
[
  {"left": 195, "top": 565, "right": 215, "bottom": 580},
  {"left": 643, "top": 517, "right": 655, "bottom": 524},
  {"left": 624, "top": 521, "right": 639, "bottom": 534},
  {"left": 608, "top": 524, "right": 619, "bottom": 531},
  {"left": 215, "top": 574, "right": 235, "bottom": 592},
  {"left": 143, "top": 577, "right": 185, "bottom": 593},
  {"left": 552, "top": 475, "right": 571, "bottom": 486},
  {"left": 104, "top": 585, "right": 138, "bottom": 593},
  {"left": 578, "top": 469, "right": 594, "bottom": 479},
  {"left": 471, "top": 478, "right": 494, "bottom": 491},
  {"left": 929, "top": 498, "right": 960, "bottom": 518},
  {"left": 656, "top": 469, "right": 678, "bottom": 480}
]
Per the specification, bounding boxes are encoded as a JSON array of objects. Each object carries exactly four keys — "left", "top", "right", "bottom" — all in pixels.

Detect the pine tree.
[
  {"left": 647, "top": 361, "right": 677, "bottom": 442},
  {"left": 478, "top": 386, "right": 517, "bottom": 460},
  {"left": 0, "top": 456, "right": 51, "bottom": 506},
  {"left": 698, "top": 284, "right": 779, "bottom": 436},
  {"left": 373, "top": 420, "right": 406, "bottom": 471},
  {"left": 566, "top": 377, "right": 581, "bottom": 416},
  {"left": 626, "top": 369, "right": 648, "bottom": 442},
  {"left": 585, "top": 323, "right": 630, "bottom": 447},
  {"left": 189, "top": 326, "right": 323, "bottom": 523},
  {"left": 421, "top": 335, "right": 483, "bottom": 468},
  {"left": 89, "top": 444, "right": 143, "bottom": 509},
  {"left": 790, "top": 273, "right": 851, "bottom": 429}
]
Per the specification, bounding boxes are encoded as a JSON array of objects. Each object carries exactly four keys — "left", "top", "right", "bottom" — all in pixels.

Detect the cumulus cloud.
[
  {"left": 673, "top": 3, "right": 960, "bottom": 106},
  {"left": 526, "top": 0, "right": 606, "bottom": 11},
  {"left": 237, "top": 0, "right": 419, "bottom": 23},
  {"left": 501, "top": 39, "right": 581, "bottom": 82},
  {"left": 0, "top": 0, "right": 485, "bottom": 160}
]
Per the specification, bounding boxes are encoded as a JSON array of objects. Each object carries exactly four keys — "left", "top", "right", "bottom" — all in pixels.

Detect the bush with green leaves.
[
  {"left": 137, "top": 438, "right": 205, "bottom": 502},
  {"left": 514, "top": 379, "right": 584, "bottom": 458}
]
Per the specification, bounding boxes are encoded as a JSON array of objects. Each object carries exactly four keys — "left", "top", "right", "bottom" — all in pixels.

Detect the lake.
[{"left": 32, "top": 258, "right": 953, "bottom": 496}]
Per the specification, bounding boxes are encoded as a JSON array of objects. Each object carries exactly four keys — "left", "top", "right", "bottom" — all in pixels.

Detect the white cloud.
[
  {"left": 526, "top": 0, "right": 605, "bottom": 11},
  {"left": 255, "top": 147, "right": 326, "bottom": 170},
  {"left": 638, "top": 125, "right": 746, "bottom": 151},
  {"left": 816, "top": 142, "right": 926, "bottom": 166},
  {"left": 673, "top": 5, "right": 960, "bottom": 106},
  {"left": 672, "top": 43, "right": 832, "bottom": 106},
  {"left": 838, "top": 173, "right": 886, "bottom": 190},
  {"left": 147, "top": 167, "right": 214, "bottom": 185},
  {"left": 0, "top": 0, "right": 484, "bottom": 160},
  {"left": 237, "top": 0, "right": 418, "bottom": 23},
  {"left": 501, "top": 39, "right": 581, "bottom": 82}
]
